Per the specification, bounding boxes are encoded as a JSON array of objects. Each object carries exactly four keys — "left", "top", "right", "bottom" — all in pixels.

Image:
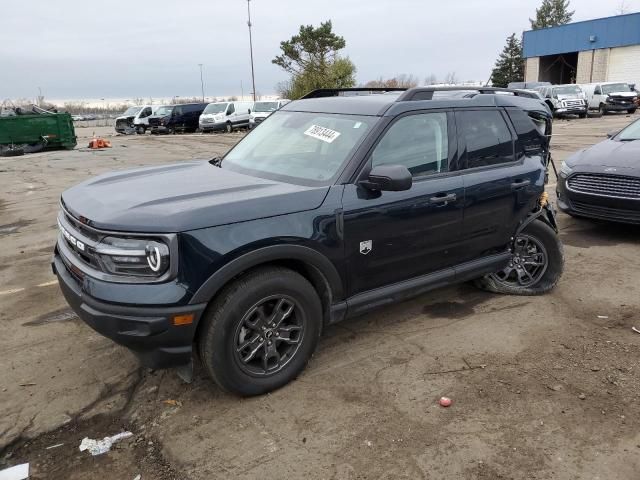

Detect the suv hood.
[
  {"left": 567, "top": 139, "right": 640, "bottom": 170},
  {"left": 61, "top": 161, "right": 329, "bottom": 232}
]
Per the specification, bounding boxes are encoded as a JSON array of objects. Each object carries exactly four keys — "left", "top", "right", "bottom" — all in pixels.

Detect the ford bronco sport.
[{"left": 53, "top": 87, "right": 563, "bottom": 396}]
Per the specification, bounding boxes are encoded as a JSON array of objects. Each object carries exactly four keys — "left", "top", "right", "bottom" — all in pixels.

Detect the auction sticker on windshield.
[{"left": 304, "top": 125, "right": 341, "bottom": 143}]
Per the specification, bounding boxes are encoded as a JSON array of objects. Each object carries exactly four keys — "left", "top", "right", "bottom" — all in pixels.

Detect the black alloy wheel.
[
  {"left": 233, "top": 295, "right": 305, "bottom": 376},
  {"left": 490, "top": 234, "right": 548, "bottom": 288}
]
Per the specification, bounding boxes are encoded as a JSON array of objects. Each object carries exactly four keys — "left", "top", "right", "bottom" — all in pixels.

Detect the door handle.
[
  {"left": 429, "top": 193, "right": 457, "bottom": 204},
  {"left": 511, "top": 179, "right": 531, "bottom": 190}
]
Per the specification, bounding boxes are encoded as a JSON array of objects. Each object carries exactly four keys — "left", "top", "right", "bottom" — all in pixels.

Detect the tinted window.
[
  {"left": 227, "top": 103, "right": 235, "bottom": 115},
  {"left": 140, "top": 107, "right": 152, "bottom": 117},
  {"left": 173, "top": 106, "right": 183, "bottom": 116},
  {"left": 459, "top": 110, "right": 514, "bottom": 168},
  {"left": 371, "top": 112, "right": 449, "bottom": 177}
]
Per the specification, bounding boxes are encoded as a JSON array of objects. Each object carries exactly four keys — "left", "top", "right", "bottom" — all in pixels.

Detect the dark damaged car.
[
  {"left": 53, "top": 87, "right": 564, "bottom": 396},
  {"left": 557, "top": 117, "right": 640, "bottom": 224}
]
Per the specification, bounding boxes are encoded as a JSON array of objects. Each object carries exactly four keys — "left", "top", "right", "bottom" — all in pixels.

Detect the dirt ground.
[{"left": 1, "top": 115, "right": 640, "bottom": 480}]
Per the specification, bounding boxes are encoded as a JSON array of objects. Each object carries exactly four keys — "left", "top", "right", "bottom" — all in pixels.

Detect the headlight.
[
  {"left": 95, "top": 236, "right": 170, "bottom": 277},
  {"left": 560, "top": 161, "right": 573, "bottom": 177}
]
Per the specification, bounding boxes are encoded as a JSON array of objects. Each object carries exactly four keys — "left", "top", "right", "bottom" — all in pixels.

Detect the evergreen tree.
[
  {"left": 491, "top": 33, "right": 524, "bottom": 88},
  {"left": 530, "top": 0, "right": 574, "bottom": 29},
  {"left": 273, "top": 21, "right": 356, "bottom": 99}
]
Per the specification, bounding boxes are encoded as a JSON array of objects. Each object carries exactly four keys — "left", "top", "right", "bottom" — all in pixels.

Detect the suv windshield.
[
  {"left": 222, "top": 111, "right": 376, "bottom": 186},
  {"left": 254, "top": 101, "right": 279, "bottom": 112},
  {"left": 555, "top": 85, "right": 582, "bottom": 95},
  {"left": 602, "top": 83, "right": 631, "bottom": 94},
  {"left": 617, "top": 118, "right": 640, "bottom": 141},
  {"left": 122, "top": 106, "right": 141, "bottom": 116},
  {"left": 155, "top": 106, "right": 173, "bottom": 116},
  {"left": 204, "top": 103, "right": 228, "bottom": 114}
]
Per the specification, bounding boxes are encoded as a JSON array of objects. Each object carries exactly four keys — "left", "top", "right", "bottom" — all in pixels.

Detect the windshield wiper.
[{"left": 210, "top": 156, "right": 223, "bottom": 167}]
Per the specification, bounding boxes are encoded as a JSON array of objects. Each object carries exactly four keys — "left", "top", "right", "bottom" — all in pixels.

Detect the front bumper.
[
  {"left": 555, "top": 106, "right": 587, "bottom": 114},
  {"left": 199, "top": 122, "right": 225, "bottom": 132},
  {"left": 557, "top": 176, "right": 640, "bottom": 224},
  {"left": 604, "top": 102, "right": 635, "bottom": 112},
  {"left": 53, "top": 253, "right": 207, "bottom": 369}
]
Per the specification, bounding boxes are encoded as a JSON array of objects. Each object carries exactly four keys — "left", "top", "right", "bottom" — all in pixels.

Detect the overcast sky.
[{"left": 2, "top": 0, "right": 638, "bottom": 101}]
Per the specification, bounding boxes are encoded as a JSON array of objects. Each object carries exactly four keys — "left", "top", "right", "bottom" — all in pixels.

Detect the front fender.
[{"left": 189, "top": 244, "right": 344, "bottom": 305}]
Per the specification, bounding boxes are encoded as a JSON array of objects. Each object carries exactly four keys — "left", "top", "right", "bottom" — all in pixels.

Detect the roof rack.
[
  {"left": 396, "top": 86, "right": 534, "bottom": 101},
  {"left": 301, "top": 87, "right": 407, "bottom": 99}
]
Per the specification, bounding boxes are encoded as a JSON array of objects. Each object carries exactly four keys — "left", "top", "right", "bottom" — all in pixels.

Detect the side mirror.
[
  {"left": 248, "top": 109, "right": 251, "bottom": 114},
  {"left": 606, "top": 130, "right": 618, "bottom": 139},
  {"left": 361, "top": 165, "right": 412, "bottom": 192}
]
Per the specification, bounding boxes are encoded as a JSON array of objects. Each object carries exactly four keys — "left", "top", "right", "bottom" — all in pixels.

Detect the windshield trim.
[{"left": 220, "top": 111, "right": 380, "bottom": 187}]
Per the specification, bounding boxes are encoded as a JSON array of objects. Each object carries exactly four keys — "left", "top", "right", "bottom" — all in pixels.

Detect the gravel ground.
[{"left": 1, "top": 115, "right": 639, "bottom": 479}]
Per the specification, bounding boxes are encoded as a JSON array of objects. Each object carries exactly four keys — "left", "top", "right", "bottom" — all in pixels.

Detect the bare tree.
[
  {"left": 362, "top": 74, "right": 419, "bottom": 88},
  {"left": 444, "top": 72, "right": 458, "bottom": 85},
  {"left": 424, "top": 74, "right": 438, "bottom": 85},
  {"left": 616, "top": 0, "right": 629, "bottom": 14}
]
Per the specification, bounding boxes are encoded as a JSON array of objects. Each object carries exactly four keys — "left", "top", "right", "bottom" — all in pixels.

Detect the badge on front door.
[{"left": 359, "top": 240, "right": 372, "bottom": 255}]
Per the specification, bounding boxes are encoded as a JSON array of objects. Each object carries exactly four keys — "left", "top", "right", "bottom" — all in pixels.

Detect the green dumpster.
[{"left": 0, "top": 112, "right": 77, "bottom": 152}]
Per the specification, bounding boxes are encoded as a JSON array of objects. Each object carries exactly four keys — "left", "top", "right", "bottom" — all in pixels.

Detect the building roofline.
[{"left": 523, "top": 11, "right": 640, "bottom": 34}]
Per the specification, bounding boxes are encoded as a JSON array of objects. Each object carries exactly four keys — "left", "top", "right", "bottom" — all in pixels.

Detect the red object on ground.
[
  {"left": 439, "top": 396, "right": 452, "bottom": 407},
  {"left": 88, "top": 137, "right": 112, "bottom": 149}
]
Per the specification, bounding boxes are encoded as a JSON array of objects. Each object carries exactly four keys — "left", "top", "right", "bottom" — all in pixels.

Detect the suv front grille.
[
  {"left": 58, "top": 210, "right": 103, "bottom": 271},
  {"left": 567, "top": 173, "right": 640, "bottom": 199},
  {"left": 562, "top": 99, "right": 584, "bottom": 108}
]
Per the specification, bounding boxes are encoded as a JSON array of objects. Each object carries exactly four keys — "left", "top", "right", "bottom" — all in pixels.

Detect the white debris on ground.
[
  {"left": 78, "top": 431, "right": 133, "bottom": 456},
  {"left": 0, "top": 463, "right": 29, "bottom": 480}
]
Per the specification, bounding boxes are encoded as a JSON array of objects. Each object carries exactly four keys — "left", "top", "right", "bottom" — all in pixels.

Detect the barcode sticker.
[{"left": 304, "top": 125, "right": 341, "bottom": 143}]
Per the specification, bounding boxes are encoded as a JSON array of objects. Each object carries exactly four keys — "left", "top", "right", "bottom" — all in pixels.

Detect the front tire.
[
  {"left": 475, "top": 219, "right": 564, "bottom": 296},
  {"left": 136, "top": 125, "right": 146, "bottom": 134},
  {"left": 198, "top": 267, "right": 322, "bottom": 396},
  {"left": 225, "top": 122, "right": 233, "bottom": 133}
]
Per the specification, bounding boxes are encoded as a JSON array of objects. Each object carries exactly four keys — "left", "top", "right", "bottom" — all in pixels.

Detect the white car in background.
[
  {"left": 581, "top": 82, "right": 638, "bottom": 115},
  {"left": 199, "top": 101, "right": 254, "bottom": 133},
  {"left": 249, "top": 99, "right": 291, "bottom": 129}
]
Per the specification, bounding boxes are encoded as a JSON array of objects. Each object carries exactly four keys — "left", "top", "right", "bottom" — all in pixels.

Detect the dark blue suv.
[{"left": 53, "top": 87, "right": 563, "bottom": 395}]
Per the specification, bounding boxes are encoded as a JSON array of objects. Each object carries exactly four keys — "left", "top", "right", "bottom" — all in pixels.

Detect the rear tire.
[
  {"left": 579, "top": 112, "right": 587, "bottom": 119},
  {"left": 474, "top": 219, "right": 564, "bottom": 296},
  {"left": 198, "top": 267, "right": 322, "bottom": 396}
]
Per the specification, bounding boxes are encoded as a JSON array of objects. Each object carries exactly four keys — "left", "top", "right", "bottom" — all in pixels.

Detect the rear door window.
[{"left": 458, "top": 110, "right": 515, "bottom": 168}]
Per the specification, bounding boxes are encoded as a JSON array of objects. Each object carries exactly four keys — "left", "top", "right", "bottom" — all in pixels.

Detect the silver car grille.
[
  {"left": 567, "top": 173, "right": 640, "bottom": 199},
  {"left": 562, "top": 99, "right": 584, "bottom": 108}
]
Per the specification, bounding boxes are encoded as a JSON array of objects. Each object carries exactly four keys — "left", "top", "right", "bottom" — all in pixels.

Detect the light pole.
[
  {"left": 198, "top": 64, "right": 205, "bottom": 102},
  {"left": 246, "top": 0, "right": 257, "bottom": 102}
]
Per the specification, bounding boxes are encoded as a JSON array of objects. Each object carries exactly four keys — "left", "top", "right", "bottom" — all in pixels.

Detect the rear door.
[
  {"left": 341, "top": 111, "right": 465, "bottom": 296},
  {"left": 456, "top": 108, "right": 542, "bottom": 263}
]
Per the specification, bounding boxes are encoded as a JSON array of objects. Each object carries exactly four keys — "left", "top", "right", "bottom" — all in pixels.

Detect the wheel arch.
[{"left": 189, "top": 245, "right": 344, "bottom": 324}]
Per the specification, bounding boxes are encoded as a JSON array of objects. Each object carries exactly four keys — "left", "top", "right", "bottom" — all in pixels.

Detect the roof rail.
[
  {"left": 396, "top": 86, "right": 534, "bottom": 101},
  {"left": 301, "top": 87, "right": 407, "bottom": 99}
]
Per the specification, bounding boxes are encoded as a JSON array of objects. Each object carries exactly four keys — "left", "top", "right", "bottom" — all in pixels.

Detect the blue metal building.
[{"left": 522, "top": 12, "right": 640, "bottom": 86}]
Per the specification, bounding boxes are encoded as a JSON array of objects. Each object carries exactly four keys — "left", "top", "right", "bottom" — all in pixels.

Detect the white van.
[
  {"left": 115, "top": 105, "right": 163, "bottom": 134},
  {"left": 199, "top": 101, "right": 254, "bottom": 133},
  {"left": 249, "top": 99, "right": 291, "bottom": 129},
  {"left": 581, "top": 82, "right": 638, "bottom": 114}
]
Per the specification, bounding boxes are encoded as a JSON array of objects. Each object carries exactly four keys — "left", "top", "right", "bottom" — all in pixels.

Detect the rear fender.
[{"left": 516, "top": 203, "right": 558, "bottom": 236}]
